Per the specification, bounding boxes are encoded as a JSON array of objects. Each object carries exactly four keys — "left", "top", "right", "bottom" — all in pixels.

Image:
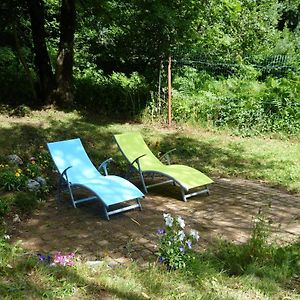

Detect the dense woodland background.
[{"left": 1, "top": 0, "right": 300, "bottom": 134}]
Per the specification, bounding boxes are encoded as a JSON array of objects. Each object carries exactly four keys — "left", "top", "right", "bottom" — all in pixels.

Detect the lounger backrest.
[
  {"left": 114, "top": 132, "right": 163, "bottom": 169},
  {"left": 47, "top": 138, "right": 101, "bottom": 183}
]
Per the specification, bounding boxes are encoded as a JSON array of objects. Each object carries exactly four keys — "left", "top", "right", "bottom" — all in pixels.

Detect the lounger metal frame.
[
  {"left": 56, "top": 158, "right": 142, "bottom": 220},
  {"left": 120, "top": 150, "right": 210, "bottom": 202}
]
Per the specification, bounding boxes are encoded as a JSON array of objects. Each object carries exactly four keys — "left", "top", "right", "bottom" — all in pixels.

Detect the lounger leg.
[
  {"left": 206, "top": 186, "right": 210, "bottom": 195},
  {"left": 137, "top": 198, "right": 142, "bottom": 211},
  {"left": 67, "top": 183, "right": 77, "bottom": 208},
  {"left": 103, "top": 207, "right": 110, "bottom": 220},
  {"left": 181, "top": 189, "right": 187, "bottom": 202},
  {"left": 139, "top": 171, "right": 148, "bottom": 193}
]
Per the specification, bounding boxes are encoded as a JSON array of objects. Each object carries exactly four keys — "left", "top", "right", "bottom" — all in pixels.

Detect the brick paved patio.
[{"left": 11, "top": 178, "right": 300, "bottom": 266}]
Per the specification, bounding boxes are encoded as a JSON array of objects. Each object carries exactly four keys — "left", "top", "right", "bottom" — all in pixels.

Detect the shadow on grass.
[
  {"left": 0, "top": 258, "right": 148, "bottom": 299},
  {"left": 145, "top": 133, "right": 281, "bottom": 183},
  {"left": 0, "top": 115, "right": 298, "bottom": 193}
]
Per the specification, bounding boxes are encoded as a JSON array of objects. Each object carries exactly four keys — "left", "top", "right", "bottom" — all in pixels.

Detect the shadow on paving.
[{"left": 11, "top": 178, "right": 300, "bottom": 265}]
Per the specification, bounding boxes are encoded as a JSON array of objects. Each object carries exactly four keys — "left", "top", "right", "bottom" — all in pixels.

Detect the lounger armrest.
[
  {"left": 130, "top": 154, "right": 146, "bottom": 172},
  {"left": 160, "top": 148, "right": 176, "bottom": 165},
  {"left": 61, "top": 166, "right": 72, "bottom": 182},
  {"left": 98, "top": 158, "right": 113, "bottom": 176}
]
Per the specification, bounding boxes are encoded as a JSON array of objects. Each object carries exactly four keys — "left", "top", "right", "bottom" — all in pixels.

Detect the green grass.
[
  {"left": 0, "top": 108, "right": 299, "bottom": 194},
  {"left": 0, "top": 108, "right": 299, "bottom": 299},
  {"left": 0, "top": 236, "right": 299, "bottom": 299}
]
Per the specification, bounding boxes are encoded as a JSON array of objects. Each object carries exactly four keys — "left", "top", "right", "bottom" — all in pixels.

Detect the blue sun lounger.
[{"left": 47, "top": 138, "right": 144, "bottom": 220}]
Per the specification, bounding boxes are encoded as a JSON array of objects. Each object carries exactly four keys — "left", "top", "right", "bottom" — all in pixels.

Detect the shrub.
[
  {"left": 75, "top": 68, "right": 150, "bottom": 116},
  {"left": 0, "top": 165, "right": 27, "bottom": 192},
  {"left": 156, "top": 213, "right": 199, "bottom": 270},
  {"left": 170, "top": 69, "right": 300, "bottom": 135}
]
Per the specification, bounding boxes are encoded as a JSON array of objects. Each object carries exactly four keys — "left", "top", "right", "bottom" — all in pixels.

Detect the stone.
[
  {"left": 27, "top": 179, "right": 40, "bottom": 191},
  {"left": 36, "top": 176, "right": 46, "bottom": 186},
  {"left": 7, "top": 154, "right": 23, "bottom": 165},
  {"left": 86, "top": 260, "right": 104, "bottom": 269}
]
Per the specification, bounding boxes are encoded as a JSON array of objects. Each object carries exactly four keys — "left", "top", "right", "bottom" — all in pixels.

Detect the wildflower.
[
  {"left": 37, "top": 253, "right": 51, "bottom": 264},
  {"left": 157, "top": 228, "right": 166, "bottom": 235},
  {"left": 17, "top": 168, "right": 22, "bottom": 173},
  {"left": 190, "top": 229, "right": 199, "bottom": 241},
  {"left": 163, "top": 213, "right": 174, "bottom": 227},
  {"left": 3, "top": 234, "right": 10, "bottom": 240},
  {"left": 179, "top": 245, "right": 184, "bottom": 252},
  {"left": 177, "top": 216, "right": 185, "bottom": 229},
  {"left": 186, "top": 240, "right": 192, "bottom": 249},
  {"left": 159, "top": 256, "right": 165, "bottom": 263},
  {"left": 53, "top": 252, "right": 75, "bottom": 267},
  {"left": 178, "top": 230, "right": 185, "bottom": 242},
  {"left": 15, "top": 172, "right": 20, "bottom": 177}
]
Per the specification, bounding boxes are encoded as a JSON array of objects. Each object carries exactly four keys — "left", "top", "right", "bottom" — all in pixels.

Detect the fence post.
[{"left": 168, "top": 56, "right": 172, "bottom": 127}]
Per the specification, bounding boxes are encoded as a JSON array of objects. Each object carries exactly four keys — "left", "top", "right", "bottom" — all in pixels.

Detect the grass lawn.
[
  {"left": 0, "top": 108, "right": 299, "bottom": 194},
  {"left": 0, "top": 108, "right": 299, "bottom": 299}
]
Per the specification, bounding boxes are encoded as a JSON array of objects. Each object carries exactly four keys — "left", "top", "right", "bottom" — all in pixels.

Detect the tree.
[
  {"left": 26, "top": 0, "right": 75, "bottom": 106},
  {"left": 55, "top": 0, "right": 76, "bottom": 105},
  {"left": 27, "top": 0, "right": 55, "bottom": 103}
]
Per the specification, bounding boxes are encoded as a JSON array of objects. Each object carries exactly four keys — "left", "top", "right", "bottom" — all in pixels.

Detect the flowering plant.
[
  {"left": 0, "top": 164, "right": 27, "bottom": 191},
  {"left": 37, "top": 252, "right": 76, "bottom": 267},
  {"left": 156, "top": 213, "right": 200, "bottom": 270}
]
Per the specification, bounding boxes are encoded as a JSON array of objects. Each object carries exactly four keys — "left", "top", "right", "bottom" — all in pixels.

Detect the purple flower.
[
  {"left": 179, "top": 245, "right": 184, "bottom": 252},
  {"left": 159, "top": 256, "right": 165, "bottom": 263},
  {"left": 37, "top": 253, "right": 46, "bottom": 261},
  {"left": 53, "top": 252, "right": 75, "bottom": 266},
  {"left": 157, "top": 228, "right": 166, "bottom": 235},
  {"left": 37, "top": 253, "right": 52, "bottom": 264},
  {"left": 186, "top": 240, "right": 192, "bottom": 249}
]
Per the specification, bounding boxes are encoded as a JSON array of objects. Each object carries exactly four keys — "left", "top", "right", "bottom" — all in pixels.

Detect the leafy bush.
[
  {"left": 0, "top": 165, "right": 27, "bottom": 192},
  {"left": 0, "top": 148, "right": 52, "bottom": 219},
  {"left": 170, "top": 69, "right": 300, "bottom": 135},
  {"left": 156, "top": 213, "right": 199, "bottom": 270},
  {"left": 0, "top": 47, "right": 34, "bottom": 106},
  {"left": 75, "top": 68, "right": 150, "bottom": 116}
]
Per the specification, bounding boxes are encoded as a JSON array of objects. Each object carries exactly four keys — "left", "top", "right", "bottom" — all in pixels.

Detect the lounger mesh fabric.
[
  {"left": 47, "top": 138, "right": 144, "bottom": 219},
  {"left": 114, "top": 132, "right": 213, "bottom": 201}
]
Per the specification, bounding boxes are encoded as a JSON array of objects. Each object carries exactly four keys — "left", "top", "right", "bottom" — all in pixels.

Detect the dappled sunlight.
[{"left": 11, "top": 178, "right": 300, "bottom": 268}]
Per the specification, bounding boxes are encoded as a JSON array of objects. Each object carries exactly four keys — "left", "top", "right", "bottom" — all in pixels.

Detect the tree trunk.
[
  {"left": 26, "top": 0, "right": 55, "bottom": 104},
  {"left": 55, "top": 0, "right": 76, "bottom": 106},
  {"left": 14, "top": 22, "right": 37, "bottom": 104}
]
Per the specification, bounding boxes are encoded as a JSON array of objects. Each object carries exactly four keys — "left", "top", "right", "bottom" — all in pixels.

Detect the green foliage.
[
  {"left": 0, "top": 148, "right": 51, "bottom": 219},
  {"left": 13, "top": 191, "right": 39, "bottom": 213},
  {"left": 0, "top": 47, "right": 34, "bottom": 106},
  {"left": 75, "top": 69, "right": 149, "bottom": 116},
  {"left": 0, "top": 195, "right": 14, "bottom": 217},
  {"left": 203, "top": 211, "right": 300, "bottom": 280},
  {"left": 156, "top": 213, "right": 199, "bottom": 270},
  {"left": 0, "top": 165, "right": 27, "bottom": 192},
  {"left": 10, "top": 105, "right": 31, "bottom": 117},
  {"left": 171, "top": 68, "right": 300, "bottom": 135}
]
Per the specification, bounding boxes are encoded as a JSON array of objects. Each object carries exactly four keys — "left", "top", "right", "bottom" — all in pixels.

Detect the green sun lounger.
[
  {"left": 47, "top": 138, "right": 144, "bottom": 220},
  {"left": 114, "top": 132, "right": 213, "bottom": 201}
]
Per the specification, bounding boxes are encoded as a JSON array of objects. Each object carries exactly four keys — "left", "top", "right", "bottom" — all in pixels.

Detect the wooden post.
[{"left": 168, "top": 56, "right": 172, "bottom": 127}]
